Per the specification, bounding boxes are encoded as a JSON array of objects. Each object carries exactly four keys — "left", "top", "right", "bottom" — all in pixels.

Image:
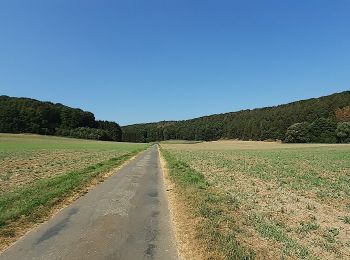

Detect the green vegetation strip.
[
  {"left": 249, "top": 213, "right": 316, "bottom": 259},
  {"left": 162, "top": 149, "right": 255, "bottom": 260},
  {"left": 0, "top": 148, "right": 146, "bottom": 235}
]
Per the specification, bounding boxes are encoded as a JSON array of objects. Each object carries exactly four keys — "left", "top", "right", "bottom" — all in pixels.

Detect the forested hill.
[
  {"left": 0, "top": 96, "right": 122, "bottom": 141},
  {"left": 122, "top": 91, "right": 350, "bottom": 143}
]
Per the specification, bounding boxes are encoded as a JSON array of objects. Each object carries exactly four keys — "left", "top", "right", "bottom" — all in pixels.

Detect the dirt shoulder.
[{"left": 158, "top": 147, "right": 208, "bottom": 260}]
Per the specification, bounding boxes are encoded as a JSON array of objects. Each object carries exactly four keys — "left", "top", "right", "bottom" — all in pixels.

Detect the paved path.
[{"left": 1, "top": 146, "right": 178, "bottom": 260}]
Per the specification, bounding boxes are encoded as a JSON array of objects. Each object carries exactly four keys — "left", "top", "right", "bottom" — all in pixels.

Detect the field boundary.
[
  {"left": 158, "top": 146, "right": 205, "bottom": 260},
  {"left": 0, "top": 147, "right": 148, "bottom": 253},
  {"left": 160, "top": 146, "right": 255, "bottom": 259}
]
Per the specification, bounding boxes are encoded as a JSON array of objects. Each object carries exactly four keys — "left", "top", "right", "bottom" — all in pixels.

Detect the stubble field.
[
  {"left": 0, "top": 134, "right": 147, "bottom": 193},
  {"left": 0, "top": 134, "right": 148, "bottom": 250},
  {"left": 161, "top": 141, "right": 350, "bottom": 259}
]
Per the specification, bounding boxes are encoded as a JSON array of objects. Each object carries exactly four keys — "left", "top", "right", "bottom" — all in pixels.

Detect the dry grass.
[
  {"left": 159, "top": 149, "right": 207, "bottom": 260},
  {"left": 0, "top": 150, "right": 126, "bottom": 193},
  {"left": 162, "top": 141, "right": 350, "bottom": 259},
  {"left": 0, "top": 133, "right": 147, "bottom": 194}
]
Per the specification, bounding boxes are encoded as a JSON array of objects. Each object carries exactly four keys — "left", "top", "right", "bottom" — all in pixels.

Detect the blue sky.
[{"left": 0, "top": 0, "right": 349, "bottom": 126}]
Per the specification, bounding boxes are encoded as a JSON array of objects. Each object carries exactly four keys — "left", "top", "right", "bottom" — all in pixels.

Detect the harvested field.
[
  {"left": 161, "top": 140, "right": 350, "bottom": 259},
  {"left": 0, "top": 133, "right": 148, "bottom": 251},
  {"left": 0, "top": 134, "right": 147, "bottom": 193}
]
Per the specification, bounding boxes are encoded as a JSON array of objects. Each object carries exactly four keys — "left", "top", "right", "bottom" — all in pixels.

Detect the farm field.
[
  {"left": 0, "top": 134, "right": 147, "bottom": 193},
  {"left": 0, "top": 134, "right": 148, "bottom": 250},
  {"left": 161, "top": 141, "right": 350, "bottom": 259}
]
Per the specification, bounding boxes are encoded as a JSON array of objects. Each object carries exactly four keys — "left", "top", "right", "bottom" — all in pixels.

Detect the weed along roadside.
[
  {"left": 160, "top": 147, "right": 255, "bottom": 260},
  {"left": 0, "top": 138, "right": 149, "bottom": 252}
]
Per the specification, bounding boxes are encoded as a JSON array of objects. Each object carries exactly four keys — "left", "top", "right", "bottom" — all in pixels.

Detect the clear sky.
[{"left": 0, "top": 0, "right": 349, "bottom": 126}]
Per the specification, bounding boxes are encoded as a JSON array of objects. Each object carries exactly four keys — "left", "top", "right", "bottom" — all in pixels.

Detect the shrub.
[
  {"left": 69, "top": 127, "right": 110, "bottom": 141},
  {"left": 284, "top": 122, "right": 311, "bottom": 143},
  {"left": 336, "top": 122, "right": 350, "bottom": 143},
  {"left": 56, "top": 127, "right": 111, "bottom": 141}
]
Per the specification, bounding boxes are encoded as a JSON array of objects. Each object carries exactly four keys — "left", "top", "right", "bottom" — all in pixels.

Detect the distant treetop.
[{"left": 0, "top": 96, "right": 122, "bottom": 142}]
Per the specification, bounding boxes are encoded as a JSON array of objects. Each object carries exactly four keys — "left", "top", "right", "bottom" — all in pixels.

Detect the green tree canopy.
[
  {"left": 0, "top": 96, "right": 122, "bottom": 142},
  {"left": 336, "top": 122, "right": 350, "bottom": 143},
  {"left": 284, "top": 122, "right": 311, "bottom": 143}
]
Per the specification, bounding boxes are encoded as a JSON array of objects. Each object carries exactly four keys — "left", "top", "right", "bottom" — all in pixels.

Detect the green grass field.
[
  {"left": 0, "top": 134, "right": 148, "bottom": 248},
  {"left": 161, "top": 141, "right": 350, "bottom": 260}
]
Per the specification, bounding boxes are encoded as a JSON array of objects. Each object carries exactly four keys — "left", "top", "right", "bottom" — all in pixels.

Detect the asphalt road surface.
[{"left": 1, "top": 146, "right": 179, "bottom": 260}]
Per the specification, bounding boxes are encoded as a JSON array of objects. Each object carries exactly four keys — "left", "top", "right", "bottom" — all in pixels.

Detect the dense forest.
[
  {"left": 0, "top": 96, "right": 122, "bottom": 141},
  {"left": 122, "top": 91, "right": 350, "bottom": 143},
  {"left": 1, "top": 91, "right": 349, "bottom": 143}
]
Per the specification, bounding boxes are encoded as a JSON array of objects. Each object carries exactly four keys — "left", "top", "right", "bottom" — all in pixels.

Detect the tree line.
[
  {"left": 0, "top": 96, "right": 122, "bottom": 141},
  {"left": 122, "top": 91, "right": 350, "bottom": 143}
]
